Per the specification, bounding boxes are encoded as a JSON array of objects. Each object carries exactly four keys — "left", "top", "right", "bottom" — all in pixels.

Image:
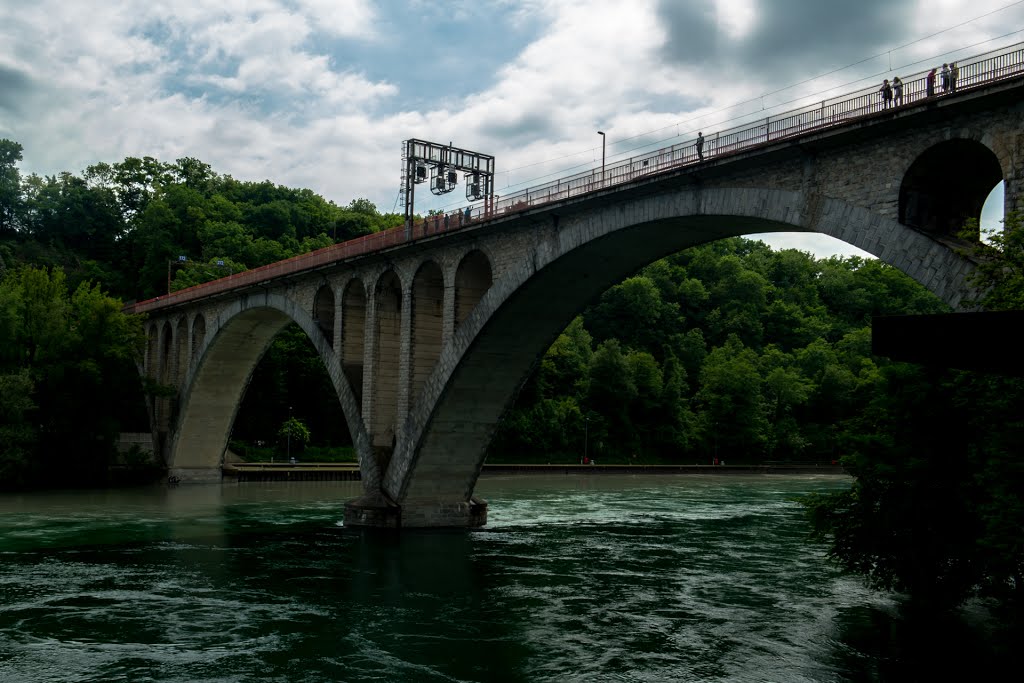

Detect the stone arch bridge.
[{"left": 131, "top": 50, "right": 1024, "bottom": 527}]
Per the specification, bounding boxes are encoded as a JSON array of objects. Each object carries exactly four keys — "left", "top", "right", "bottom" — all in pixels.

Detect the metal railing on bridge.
[{"left": 129, "top": 41, "right": 1024, "bottom": 315}]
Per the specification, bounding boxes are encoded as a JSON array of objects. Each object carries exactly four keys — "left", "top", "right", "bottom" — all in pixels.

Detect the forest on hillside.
[
  {"left": 2, "top": 138, "right": 1023, "bottom": 610},
  {"left": 0, "top": 139, "right": 401, "bottom": 302}
]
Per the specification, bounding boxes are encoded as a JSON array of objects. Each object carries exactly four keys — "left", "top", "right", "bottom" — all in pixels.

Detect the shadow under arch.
[
  {"left": 166, "top": 292, "right": 376, "bottom": 488},
  {"left": 900, "top": 138, "right": 1003, "bottom": 239},
  {"left": 341, "top": 278, "right": 367, "bottom": 408},
  {"left": 455, "top": 249, "right": 493, "bottom": 332},
  {"left": 313, "top": 283, "right": 335, "bottom": 345},
  {"left": 386, "top": 187, "right": 977, "bottom": 512},
  {"left": 411, "top": 260, "right": 444, "bottom": 414}
]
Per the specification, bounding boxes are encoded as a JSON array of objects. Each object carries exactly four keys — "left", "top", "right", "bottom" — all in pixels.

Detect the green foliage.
[
  {"left": 959, "top": 211, "right": 1024, "bottom": 310},
  {"left": 0, "top": 139, "right": 398, "bottom": 300},
  {"left": 0, "top": 370, "right": 36, "bottom": 486},
  {"left": 696, "top": 335, "right": 767, "bottom": 456},
  {"left": 0, "top": 139, "right": 24, "bottom": 236},
  {"left": 0, "top": 265, "right": 145, "bottom": 489},
  {"left": 491, "top": 237, "right": 950, "bottom": 465},
  {"left": 170, "top": 256, "right": 246, "bottom": 292},
  {"left": 804, "top": 367, "right": 1024, "bottom": 610},
  {"left": 278, "top": 417, "right": 311, "bottom": 450},
  {"left": 587, "top": 276, "right": 680, "bottom": 352},
  {"left": 802, "top": 213, "right": 1024, "bottom": 611}
]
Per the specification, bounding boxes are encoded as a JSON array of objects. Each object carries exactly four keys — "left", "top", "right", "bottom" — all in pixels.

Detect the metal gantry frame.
[{"left": 401, "top": 139, "right": 495, "bottom": 231}]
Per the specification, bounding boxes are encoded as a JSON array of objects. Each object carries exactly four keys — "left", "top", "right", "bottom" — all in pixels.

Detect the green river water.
[{"left": 0, "top": 474, "right": 1010, "bottom": 682}]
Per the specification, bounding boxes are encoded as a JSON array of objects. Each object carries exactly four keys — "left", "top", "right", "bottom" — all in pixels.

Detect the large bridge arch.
[
  {"left": 379, "top": 186, "right": 977, "bottom": 525},
  {"left": 167, "top": 291, "right": 376, "bottom": 487}
]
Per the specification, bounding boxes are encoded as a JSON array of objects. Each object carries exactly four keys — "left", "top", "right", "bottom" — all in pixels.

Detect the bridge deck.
[{"left": 128, "top": 40, "right": 1024, "bottom": 316}]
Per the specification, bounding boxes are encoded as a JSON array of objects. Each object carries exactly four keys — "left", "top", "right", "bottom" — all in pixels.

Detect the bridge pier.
[
  {"left": 343, "top": 494, "right": 488, "bottom": 529},
  {"left": 168, "top": 467, "right": 223, "bottom": 483}
]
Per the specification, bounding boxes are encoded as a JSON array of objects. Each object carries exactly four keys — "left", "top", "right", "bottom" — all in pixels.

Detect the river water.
[{"left": 0, "top": 474, "right": 1008, "bottom": 682}]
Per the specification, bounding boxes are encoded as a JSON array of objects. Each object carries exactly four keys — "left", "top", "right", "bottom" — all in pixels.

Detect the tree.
[
  {"left": 587, "top": 339, "right": 636, "bottom": 450},
  {"left": 0, "top": 266, "right": 145, "bottom": 489},
  {"left": 762, "top": 365, "right": 812, "bottom": 457},
  {"left": 0, "top": 139, "right": 23, "bottom": 235},
  {"left": 0, "top": 370, "right": 35, "bottom": 486},
  {"left": 960, "top": 211, "right": 1024, "bottom": 309},
  {"left": 536, "top": 316, "right": 592, "bottom": 399},
  {"left": 803, "top": 364, "right": 1001, "bottom": 608},
  {"left": 586, "top": 276, "right": 680, "bottom": 352},
  {"left": 620, "top": 349, "right": 665, "bottom": 453},
  {"left": 278, "top": 416, "right": 311, "bottom": 458},
  {"left": 802, "top": 213, "right": 1024, "bottom": 611},
  {"left": 695, "top": 335, "right": 767, "bottom": 459},
  {"left": 649, "top": 355, "right": 695, "bottom": 456}
]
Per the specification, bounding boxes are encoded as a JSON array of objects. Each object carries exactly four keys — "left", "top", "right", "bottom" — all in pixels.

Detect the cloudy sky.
[{"left": 2, "top": 0, "right": 1022, "bottom": 256}]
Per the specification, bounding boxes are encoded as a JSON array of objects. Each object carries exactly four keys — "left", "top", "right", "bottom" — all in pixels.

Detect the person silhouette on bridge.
[
  {"left": 926, "top": 68, "right": 937, "bottom": 97},
  {"left": 941, "top": 63, "right": 950, "bottom": 93},
  {"left": 892, "top": 76, "right": 903, "bottom": 106},
  {"left": 696, "top": 132, "right": 704, "bottom": 161},
  {"left": 879, "top": 79, "right": 893, "bottom": 109}
]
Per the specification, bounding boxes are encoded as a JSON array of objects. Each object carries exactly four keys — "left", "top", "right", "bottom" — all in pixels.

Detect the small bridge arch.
[
  {"left": 900, "top": 137, "right": 1005, "bottom": 238},
  {"left": 165, "top": 291, "right": 376, "bottom": 487}
]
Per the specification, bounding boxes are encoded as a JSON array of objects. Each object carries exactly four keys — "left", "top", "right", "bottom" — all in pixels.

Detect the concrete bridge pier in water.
[{"left": 131, "top": 43, "right": 1024, "bottom": 527}]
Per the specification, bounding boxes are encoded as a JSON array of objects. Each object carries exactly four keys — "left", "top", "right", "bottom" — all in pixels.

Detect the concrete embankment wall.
[
  {"left": 223, "top": 464, "right": 361, "bottom": 482},
  {"left": 223, "top": 463, "right": 846, "bottom": 482}
]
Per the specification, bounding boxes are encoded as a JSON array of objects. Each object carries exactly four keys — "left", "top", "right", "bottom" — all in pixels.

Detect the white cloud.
[
  {"left": 716, "top": 0, "right": 757, "bottom": 39},
  {"left": 1, "top": 0, "right": 1020, "bottom": 260},
  {"left": 295, "top": 0, "right": 377, "bottom": 38}
]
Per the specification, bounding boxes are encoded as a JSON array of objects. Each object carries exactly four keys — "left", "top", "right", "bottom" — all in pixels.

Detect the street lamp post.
[
  {"left": 286, "top": 405, "right": 293, "bottom": 463},
  {"left": 597, "top": 131, "right": 606, "bottom": 185}
]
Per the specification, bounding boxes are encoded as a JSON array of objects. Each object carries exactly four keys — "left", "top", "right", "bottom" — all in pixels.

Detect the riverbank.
[{"left": 222, "top": 462, "right": 846, "bottom": 482}]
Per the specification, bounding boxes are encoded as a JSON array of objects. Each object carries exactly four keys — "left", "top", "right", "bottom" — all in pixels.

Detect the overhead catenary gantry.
[{"left": 401, "top": 139, "right": 495, "bottom": 233}]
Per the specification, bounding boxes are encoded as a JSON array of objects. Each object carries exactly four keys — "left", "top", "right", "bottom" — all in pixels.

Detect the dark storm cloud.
[
  {"left": 658, "top": 0, "right": 915, "bottom": 83},
  {"left": 0, "top": 65, "right": 33, "bottom": 112},
  {"left": 657, "top": 0, "right": 721, "bottom": 65},
  {"left": 479, "top": 110, "right": 561, "bottom": 143}
]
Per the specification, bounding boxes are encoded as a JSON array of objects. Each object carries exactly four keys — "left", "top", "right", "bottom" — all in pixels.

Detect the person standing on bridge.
[
  {"left": 941, "top": 63, "right": 950, "bottom": 93},
  {"left": 879, "top": 79, "right": 893, "bottom": 109},
  {"left": 892, "top": 76, "right": 903, "bottom": 106},
  {"left": 926, "top": 68, "right": 937, "bottom": 97},
  {"left": 696, "top": 132, "right": 704, "bottom": 161}
]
